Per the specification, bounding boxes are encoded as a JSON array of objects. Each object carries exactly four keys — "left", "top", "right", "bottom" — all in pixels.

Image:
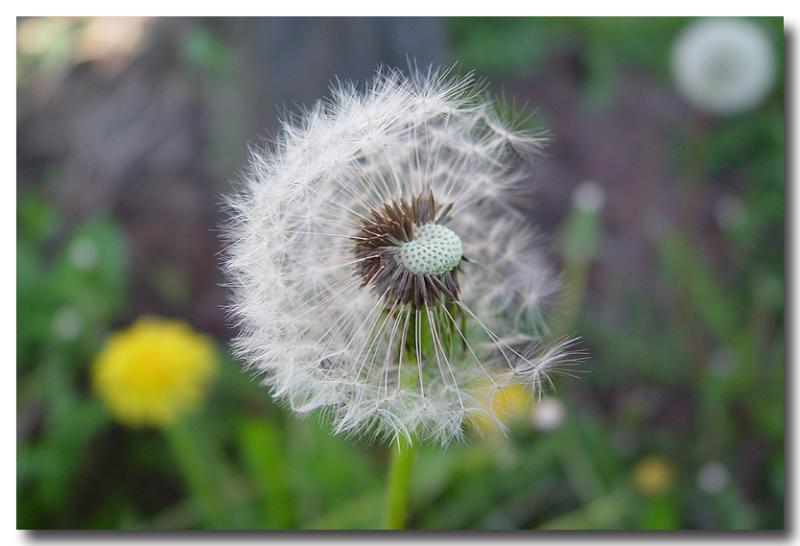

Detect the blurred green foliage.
[
  {"left": 450, "top": 17, "right": 782, "bottom": 109},
  {"left": 17, "top": 17, "right": 783, "bottom": 530},
  {"left": 18, "top": 195, "right": 128, "bottom": 525}
]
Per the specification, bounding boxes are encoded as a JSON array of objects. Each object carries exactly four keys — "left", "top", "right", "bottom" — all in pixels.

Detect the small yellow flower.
[
  {"left": 92, "top": 317, "right": 217, "bottom": 428},
  {"left": 472, "top": 383, "right": 533, "bottom": 431},
  {"left": 491, "top": 384, "right": 532, "bottom": 422},
  {"left": 633, "top": 455, "right": 676, "bottom": 496}
]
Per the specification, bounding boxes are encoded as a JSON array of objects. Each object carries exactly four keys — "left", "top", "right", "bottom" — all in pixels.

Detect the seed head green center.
[{"left": 395, "top": 223, "right": 463, "bottom": 276}]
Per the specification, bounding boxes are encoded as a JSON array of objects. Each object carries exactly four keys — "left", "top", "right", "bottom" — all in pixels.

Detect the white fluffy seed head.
[
  {"left": 672, "top": 18, "right": 775, "bottom": 115},
  {"left": 222, "top": 65, "right": 581, "bottom": 445}
]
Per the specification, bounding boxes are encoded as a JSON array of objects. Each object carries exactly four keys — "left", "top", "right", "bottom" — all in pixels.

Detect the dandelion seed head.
[
  {"left": 68, "top": 238, "right": 98, "bottom": 270},
  {"left": 52, "top": 306, "right": 82, "bottom": 341},
  {"left": 697, "top": 461, "right": 730, "bottom": 494},
  {"left": 572, "top": 180, "right": 606, "bottom": 214},
  {"left": 223, "top": 66, "right": 578, "bottom": 445},
  {"left": 530, "top": 396, "right": 565, "bottom": 431},
  {"left": 672, "top": 18, "right": 775, "bottom": 115}
]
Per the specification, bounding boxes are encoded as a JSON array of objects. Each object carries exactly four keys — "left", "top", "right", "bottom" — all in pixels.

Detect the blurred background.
[{"left": 16, "top": 17, "right": 784, "bottom": 530}]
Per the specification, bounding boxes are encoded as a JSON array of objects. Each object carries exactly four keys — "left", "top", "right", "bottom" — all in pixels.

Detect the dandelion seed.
[
  {"left": 92, "top": 317, "right": 217, "bottom": 428},
  {"left": 222, "top": 66, "right": 580, "bottom": 445}
]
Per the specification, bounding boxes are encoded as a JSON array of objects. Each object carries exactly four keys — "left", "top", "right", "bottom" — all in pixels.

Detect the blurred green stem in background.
[
  {"left": 238, "top": 417, "right": 295, "bottom": 529},
  {"left": 383, "top": 433, "right": 416, "bottom": 530},
  {"left": 164, "top": 418, "right": 227, "bottom": 528},
  {"left": 557, "top": 187, "right": 604, "bottom": 336},
  {"left": 539, "top": 486, "right": 632, "bottom": 530}
]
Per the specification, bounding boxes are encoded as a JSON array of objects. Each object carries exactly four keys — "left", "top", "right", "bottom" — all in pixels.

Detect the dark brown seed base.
[{"left": 352, "top": 190, "right": 461, "bottom": 307}]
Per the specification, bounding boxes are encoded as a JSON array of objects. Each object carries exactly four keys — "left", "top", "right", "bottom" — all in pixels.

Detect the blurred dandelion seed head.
[
  {"left": 530, "top": 396, "right": 565, "bottom": 431},
  {"left": 52, "top": 306, "right": 82, "bottom": 341},
  {"left": 223, "top": 66, "right": 581, "bottom": 445},
  {"left": 68, "top": 238, "right": 98, "bottom": 270},
  {"left": 697, "top": 461, "right": 730, "bottom": 494},
  {"left": 92, "top": 317, "right": 217, "bottom": 428},
  {"left": 572, "top": 180, "right": 606, "bottom": 214},
  {"left": 672, "top": 18, "right": 775, "bottom": 115}
]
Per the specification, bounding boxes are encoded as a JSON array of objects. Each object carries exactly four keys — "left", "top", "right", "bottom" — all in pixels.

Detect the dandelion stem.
[
  {"left": 383, "top": 433, "right": 415, "bottom": 530},
  {"left": 164, "top": 418, "right": 226, "bottom": 528}
]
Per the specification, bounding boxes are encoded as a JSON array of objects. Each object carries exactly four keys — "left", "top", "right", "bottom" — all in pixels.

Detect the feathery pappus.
[{"left": 222, "top": 66, "right": 581, "bottom": 445}]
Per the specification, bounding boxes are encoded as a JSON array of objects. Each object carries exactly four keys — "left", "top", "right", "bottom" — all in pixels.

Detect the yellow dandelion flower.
[
  {"left": 92, "top": 317, "right": 218, "bottom": 428},
  {"left": 491, "top": 384, "right": 533, "bottom": 422},
  {"left": 632, "top": 455, "right": 676, "bottom": 496},
  {"left": 472, "top": 383, "right": 533, "bottom": 431}
]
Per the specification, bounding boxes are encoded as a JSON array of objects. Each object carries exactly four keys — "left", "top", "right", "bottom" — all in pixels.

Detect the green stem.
[
  {"left": 238, "top": 417, "right": 294, "bottom": 528},
  {"left": 164, "top": 419, "right": 226, "bottom": 528},
  {"left": 383, "top": 434, "right": 416, "bottom": 530},
  {"left": 559, "top": 258, "right": 589, "bottom": 336}
]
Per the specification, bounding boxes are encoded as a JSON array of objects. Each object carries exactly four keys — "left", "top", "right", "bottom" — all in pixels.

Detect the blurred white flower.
[
  {"left": 672, "top": 18, "right": 775, "bottom": 115},
  {"left": 52, "top": 307, "right": 82, "bottom": 341},
  {"left": 530, "top": 396, "right": 565, "bottom": 431},
  {"left": 697, "top": 461, "right": 730, "bottom": 494},
  {"left": 223, "top": 67, "right": 580, "bottom": 444},
  {"left": 572, "top": 180, "right": 606, "bottom": 214}
]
